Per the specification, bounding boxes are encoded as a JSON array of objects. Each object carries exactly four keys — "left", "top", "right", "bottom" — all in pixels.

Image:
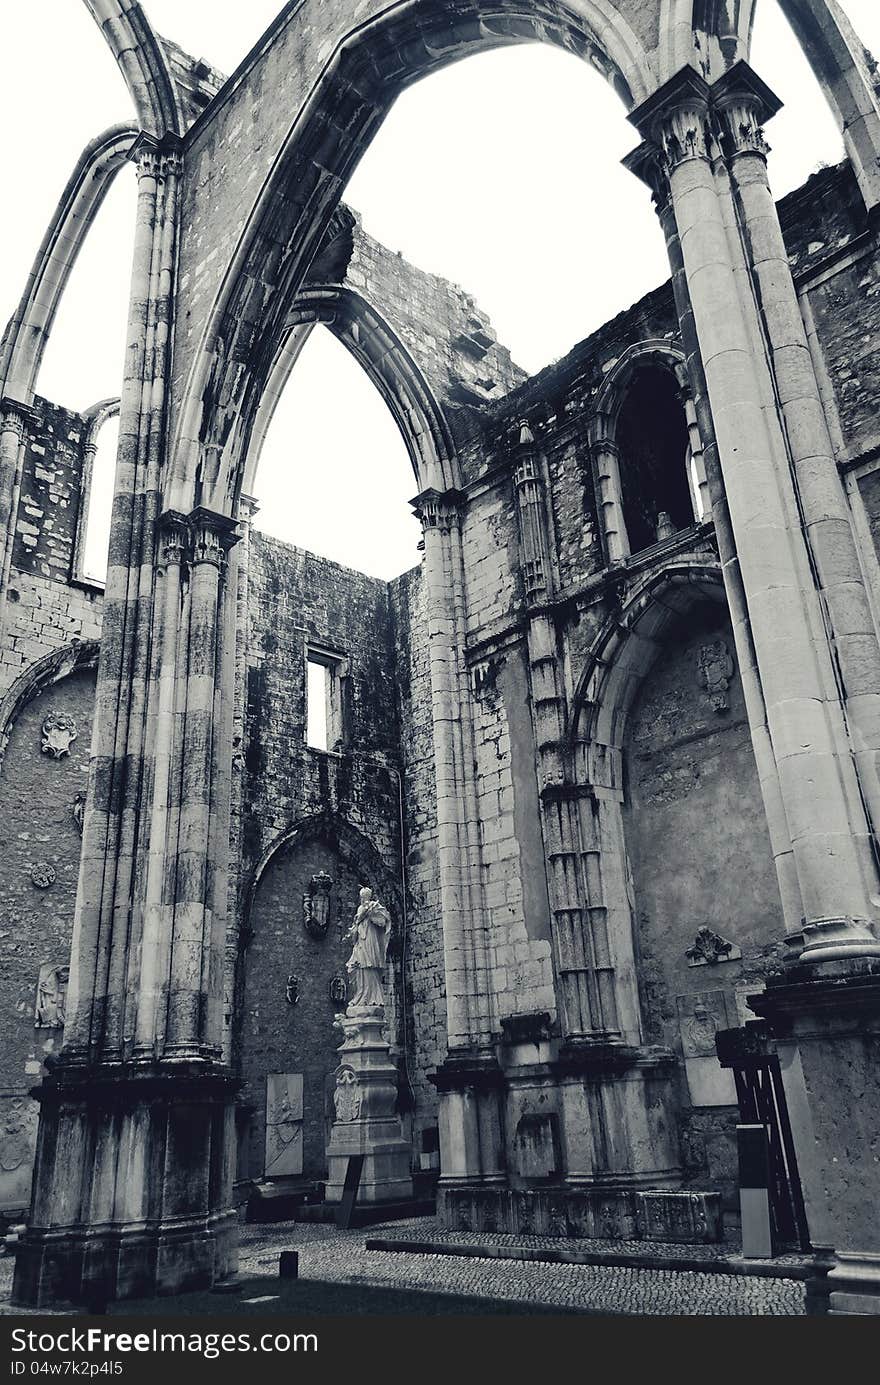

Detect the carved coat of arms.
[
  {"left": 303, "top": 870, "right": 333, "bottom": 939},
  {"left": 41, "top": 712, "right": 78, "bottom": 759},
  {"left": 333, "top": 1066, "right": 361, "bottom": 1123},
  {"left": 697, "top": 640, "right": 734, "bottom": 713}
]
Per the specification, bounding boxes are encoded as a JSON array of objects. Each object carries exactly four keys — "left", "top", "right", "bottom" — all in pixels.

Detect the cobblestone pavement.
[
  {"left": 0, "top": 1218, "right": 806, "bottom": 1316},
  {"left": 236, "top": 1218, "right": 805, "bottom": 1315}
]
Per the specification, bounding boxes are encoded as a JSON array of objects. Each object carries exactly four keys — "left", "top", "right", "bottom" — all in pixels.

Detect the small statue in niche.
[
  {"left": 41, "top": 712, "right": 78, "bottom": 759},
  {"left": 343, "top": 886, "right": 391, "bottom": 1010},
  {"left": 329, "top": 973, "right": 347, "bottom": 1008},
  {"left": 303, "top": 870, "right": 333, "bottom": 939},
  {"left": 697, "top": 640, "right": 734, "bottom": 713},
  {"left": 72, "top": 792, "right": 86, "bottom": 836},
  {"left": 285, "top": 973, "right": 299, "bottom": 1006},
  {"left": 35, "top": 964, "right": 68, "bottom": 1029}
]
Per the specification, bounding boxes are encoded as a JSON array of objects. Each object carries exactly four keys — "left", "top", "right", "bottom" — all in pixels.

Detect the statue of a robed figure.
[
  {"left": 325, "top": 884, "right": 412, "bottom": 1207},
  {"left": 344, "top": 886, "right": 391, "bottom": 1010}
]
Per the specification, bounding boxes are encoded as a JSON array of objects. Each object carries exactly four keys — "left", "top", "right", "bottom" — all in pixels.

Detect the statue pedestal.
[{"left": 324, "top": 1008, "right": 413, "bottom": 1205}]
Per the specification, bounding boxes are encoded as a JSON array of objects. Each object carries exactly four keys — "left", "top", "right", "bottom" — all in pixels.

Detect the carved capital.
[
  {"left": 711, "top": 61, "right": 782, "bottom": 164},
  {"left": 188, "top": 507, "right": 240, "bottom": 568},
  {"left": 628, "top": 68, "right": 712, "bottom": 176},
  {"left": 129, "top": 131, "right": 184, "bottom": 183},
  {"left": 411, "top": 487, "right": 466, "bottom": 533},
  {"left": 0, "top": 397, "right": 40, "bottom": 440},
  {"left": 157, "top": 510, "right": 190, "bottom": 568}
]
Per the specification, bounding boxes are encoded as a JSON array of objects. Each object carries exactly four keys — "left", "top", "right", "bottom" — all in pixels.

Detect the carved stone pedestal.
[
  {"left": 751, "top": 958, "right": 880, "bottom": 1314},
  {"left": 324, "top": 1009, "right": 412, "bottom": 1205}
]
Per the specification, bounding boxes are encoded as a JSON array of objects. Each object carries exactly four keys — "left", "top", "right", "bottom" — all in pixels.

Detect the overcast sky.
[{"left": 2, "top": 1, "right": 879, "bottom": 579}]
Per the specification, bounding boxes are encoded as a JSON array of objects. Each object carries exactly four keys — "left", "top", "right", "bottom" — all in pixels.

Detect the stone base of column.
[
  {"left": 430, "top": 1050, "right": 506, "bottom": 1188},
  {"left": 324, "top": 1009, "right": 413, "bottom": 1205},
  {"left": 750, "top": 958, "right": 880, "bottom": 1312},
  {"left": 12, "top": 1062, "right": 238, "bottom": 1309}
]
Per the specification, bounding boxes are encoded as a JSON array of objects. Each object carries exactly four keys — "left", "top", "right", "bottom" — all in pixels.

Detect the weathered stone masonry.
[{"left": 4, "top": 0, "right": 880, "bottom": 1316}]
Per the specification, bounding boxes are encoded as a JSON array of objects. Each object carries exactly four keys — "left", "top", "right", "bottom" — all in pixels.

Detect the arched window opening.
[
  {"left": 616, "top": 365, "right": 694, "bottom": 555},
  {"left": 252, "top": 325, "right": 422, "bottom": 582},
  {"left": 74, "top": 411, "right": 119, "bottom": 586}
]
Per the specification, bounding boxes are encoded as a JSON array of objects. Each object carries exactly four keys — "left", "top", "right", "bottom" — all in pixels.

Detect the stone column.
[
  {"left": 591, "top": 439, "right": 630, "bottom": 563},
  {"left": 628, "top": 68, "right": 880, "bottom": 961},
  {"left": 13, "top": 137, "right": 239, "bottom": 1310},
  {"left": 414, "top": 486, "right": 504, "bottom": 1189},
  {"left": 713, "top": 62, "right": 880, "bottom": 904}
]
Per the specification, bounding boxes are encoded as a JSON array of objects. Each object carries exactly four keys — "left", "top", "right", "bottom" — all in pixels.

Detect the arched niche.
[
  {"left": 236, "top": 813, "right": 405, "bottom": 1189},
  {"left": 589, "top": 343, "right": 709, "bottom": 564}
]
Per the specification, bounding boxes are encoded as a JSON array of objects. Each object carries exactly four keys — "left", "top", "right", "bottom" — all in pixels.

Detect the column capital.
[
  {"left": 187, "top": 506, "right": 240, "bottom": 568},
  {"left": 157, "top": 509, "right": 190, "bottom": 568},
  {"left": 1, "top": 396, "right": 40, "bottom": 434},
  {"left": 627, "top": 66, "right": 712, "bottom": 174},
  {"left": 129, "top": 130, "right": 184, "bottom": 182},
  {"left": 711, "top": 60, "right": 783, "bottom": 163},
  {"left": 411, "top": 486, "right": 466, "bottom": 532}
]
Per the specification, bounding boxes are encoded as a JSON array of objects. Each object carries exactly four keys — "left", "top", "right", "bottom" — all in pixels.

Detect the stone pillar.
[
  {"left": 591, "top": 440, "right": 629, "bottom": 563},
  {"left": 627, "top": 63, "right": 880, "bottom": 1312},
  {"left": 627, "top": 67, "right": 880, "bottom": 960},
  {"left": 325, "top": 1010, "right": 412, "bottom": 1206},
  {"left": 713, "top": 62, "right": 880, "bottom": 901},
  {"left": 751, "top": 961, "right": 880, "bottom": 1314},
  {"left": 414, "top": 486, "right": 503, "bottom": 1187},
  {"left": 13, "top": 136, "right": 240, "bottom": 1309}
]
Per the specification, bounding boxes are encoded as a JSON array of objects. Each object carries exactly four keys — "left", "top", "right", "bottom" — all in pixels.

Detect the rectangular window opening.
[{"left": 306, "top": 646, "right": 347, "bottom": 752}]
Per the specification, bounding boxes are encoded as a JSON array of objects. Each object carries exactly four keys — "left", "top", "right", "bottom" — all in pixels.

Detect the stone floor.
[{"left": 0, "top": 1217, "right": 807, "bottom": 1316}]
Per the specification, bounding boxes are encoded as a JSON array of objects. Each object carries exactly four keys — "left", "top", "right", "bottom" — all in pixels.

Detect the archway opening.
[{"left": 617, "top": 364, "right": 694, "bottom": 553}]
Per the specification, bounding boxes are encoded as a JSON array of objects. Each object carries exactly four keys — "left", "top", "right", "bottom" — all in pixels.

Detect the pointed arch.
[
  {"left": 244, "top": 285, "right": 458, "bottom": 499},
  {"left": 0, "top": 126, "right": 138, "bottom": 404},
  {"left": 168, "top": 0, "right": 657, "bottom": 515},
  {"left": 81, "top": 0, "right": 183, "bottom": 137},
  {"left": 0, "top": 639, "right": 100, "bottom": 771},
  {"left": 570, "top": 560, "right": 727, "bottom": 789}
]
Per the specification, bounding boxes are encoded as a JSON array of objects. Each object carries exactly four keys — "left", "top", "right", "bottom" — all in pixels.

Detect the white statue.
[{"left": 344, "top": 887, "right": 391, "bottom": 1009}]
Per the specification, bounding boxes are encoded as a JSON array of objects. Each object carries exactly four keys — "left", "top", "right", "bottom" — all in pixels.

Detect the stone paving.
[{"left": 0, "top": 1217, "right": 807, "bottom": 1316}]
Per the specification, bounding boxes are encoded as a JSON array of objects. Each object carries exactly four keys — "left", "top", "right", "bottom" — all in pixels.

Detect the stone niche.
[
  {"left": 620, "top": 604, "right": 785, "bottom": 1199},
  {"left": 239, "top": 831, "right": 389, "bottom": 1187}
]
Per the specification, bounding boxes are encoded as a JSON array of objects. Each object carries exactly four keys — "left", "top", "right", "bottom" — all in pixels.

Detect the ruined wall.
[
  {"left": 0, "top": 667, "right": 96, "bottom": 1213},
  {"left": 235, "top": 531, "right": 410, "bottom": 1185},
  {"left": 1, "top": 398, "right": 102, "bottom": 700}
]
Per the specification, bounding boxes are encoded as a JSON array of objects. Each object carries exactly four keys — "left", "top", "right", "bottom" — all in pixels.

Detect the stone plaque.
[
  {"left": 264, "top": 1073, "right": 303, "bottom": 1178},
  {"left": 676, "top": 990, "right": 737, "bottom": 1107},
  {"left": 0, "top": 1095, "right": 38, "bottom": 1213}
]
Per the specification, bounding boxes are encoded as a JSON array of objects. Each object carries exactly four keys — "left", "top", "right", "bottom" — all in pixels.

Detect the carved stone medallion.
[
  {"left": 303, "top": 870, "right": 333, "bottom": 939},
  {"left": 41, "top": 712, "right": 78, "bottom": 759},
  {"left": 30, "top": 862, "right": 56, "bottom": 889}
]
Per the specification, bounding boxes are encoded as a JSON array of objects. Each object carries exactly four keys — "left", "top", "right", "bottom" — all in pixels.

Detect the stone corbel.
[{"left": 128, "top": 130, "right": 184, "bottom": 182}]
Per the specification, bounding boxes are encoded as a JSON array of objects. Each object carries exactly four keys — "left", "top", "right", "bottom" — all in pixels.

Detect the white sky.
[{"left": 3, "top": 1, "right": 880, "bottom": 580}]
